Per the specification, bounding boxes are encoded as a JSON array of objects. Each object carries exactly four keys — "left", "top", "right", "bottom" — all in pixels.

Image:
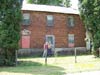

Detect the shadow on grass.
[
  {"left": 18, "top": 61, "right": 42, "bottom": 66},
  {"left": 0, "top": 61, "right": 66, "bottom": 75}
]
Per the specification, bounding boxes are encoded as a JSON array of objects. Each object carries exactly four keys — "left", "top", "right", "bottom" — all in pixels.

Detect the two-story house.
[
  {"left": 21, "top": 3, "right": 86, "bottom": 48},
  {"left": 19, "top": 2, "right": 86, "bottom": 56}
]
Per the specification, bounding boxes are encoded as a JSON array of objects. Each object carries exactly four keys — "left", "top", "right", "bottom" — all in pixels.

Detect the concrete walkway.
[{"left": 67, "top": 71, "right": 100, "bottom": 75}]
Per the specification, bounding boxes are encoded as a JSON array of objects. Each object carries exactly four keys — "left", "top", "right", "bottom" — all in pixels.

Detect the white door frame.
[{"left": 46, "top": 35, "right": 55, "bottom": 48}]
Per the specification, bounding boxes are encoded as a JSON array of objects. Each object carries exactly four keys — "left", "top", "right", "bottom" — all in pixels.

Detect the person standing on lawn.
[
  {"left": 47, "top": 42, "right": 52, "bottom": 56},
  {"left": 43, "top": 42, "right": 48, "bottom": 57}
]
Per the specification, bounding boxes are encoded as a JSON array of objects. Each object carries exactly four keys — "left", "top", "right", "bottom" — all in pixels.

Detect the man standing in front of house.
[
  {"left": 47, "top": 42, "right": 52, "bottom": 56},
  {"left": 43, "top": 42, "right": 48, "bottom": 57}
]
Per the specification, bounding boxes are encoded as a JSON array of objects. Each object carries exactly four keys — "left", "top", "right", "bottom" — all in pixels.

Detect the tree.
[
  {"left": 64, "top": 0, "right": 71, "bottom": 7},
  {"left": 27, "top": 0, "right": 71, "bottom": 7},
  {"left": 79, "top": 0, "right": 100, "bottom": 57},
  {"left": 0, "top": 0, "right": 22, "bottom": 66}
]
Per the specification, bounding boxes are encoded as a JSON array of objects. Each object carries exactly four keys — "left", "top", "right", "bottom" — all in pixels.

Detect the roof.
[{"left": 22, "top": 0, "right": 79, "bottom": 15}]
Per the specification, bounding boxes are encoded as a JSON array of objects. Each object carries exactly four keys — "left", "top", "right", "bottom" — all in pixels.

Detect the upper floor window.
[
  {"left": 67, "top": 16, "right": 75, "bottom": 27},
  {"left": 47, "top": 15, "right": 54, "bottom": 26},
  {"left": 23, "top": 13, "right": 30, "bottom": 25}
]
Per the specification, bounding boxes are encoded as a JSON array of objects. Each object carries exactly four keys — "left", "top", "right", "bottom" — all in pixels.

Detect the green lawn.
[{"left": 0, "top": 55, "right": 100, "bottom": 75}]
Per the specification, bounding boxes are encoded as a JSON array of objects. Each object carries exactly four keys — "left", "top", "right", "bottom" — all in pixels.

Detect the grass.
[{"left": 0, "top": 55, "right": 100, "bottom": 75}]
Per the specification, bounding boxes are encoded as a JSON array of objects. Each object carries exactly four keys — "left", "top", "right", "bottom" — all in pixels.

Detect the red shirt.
[{"left": 44, "top": 44, "right": 48, "bottom": 50}]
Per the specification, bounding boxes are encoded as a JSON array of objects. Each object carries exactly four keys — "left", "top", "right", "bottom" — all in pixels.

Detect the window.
[
  {"left": 68, "top": 16, "right": 75, "bottom": 27},
  {"left": 47, "top": 15, "right": 54, "bottom": 26},
  {"left": 23, "top": 13, "right": 30, "bottom": 25},
  {"left": 68, "top": 34, "right": 74, "bottom": 47}
]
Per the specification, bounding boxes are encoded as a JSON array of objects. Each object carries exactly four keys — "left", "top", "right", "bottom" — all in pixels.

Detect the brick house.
[{"left": 20, "top": 3, "right": 86, "bottom": 51}]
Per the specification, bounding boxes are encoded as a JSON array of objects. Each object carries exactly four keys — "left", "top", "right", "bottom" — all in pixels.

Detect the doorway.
[
  {"left": 22, "top": 35, "right": 30, "bottom": 48},
  {"left": 46, "top": 35, "right": 55, "bottom": 48}
]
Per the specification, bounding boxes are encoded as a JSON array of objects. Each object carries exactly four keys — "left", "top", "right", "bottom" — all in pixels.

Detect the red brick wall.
[{"left": 21, "top": 11, "right": 86, "bottom": 48}]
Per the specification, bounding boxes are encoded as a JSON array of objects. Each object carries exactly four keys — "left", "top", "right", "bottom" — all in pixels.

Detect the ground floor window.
[{"left": 68, "top": 34, "right": 74, "bottom": 47}]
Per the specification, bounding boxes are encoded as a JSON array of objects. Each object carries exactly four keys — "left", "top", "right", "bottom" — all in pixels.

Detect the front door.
[
  {"left": 22, "top": 35, "right": 30, "bottom": 48},
  {"left": 46, "top": 35, "right": 55, "bottom": 48}
]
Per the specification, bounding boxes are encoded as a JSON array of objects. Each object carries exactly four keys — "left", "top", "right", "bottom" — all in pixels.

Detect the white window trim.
[
  {"left": 68, "top": 16, "right": 75, "bottom": 27},
  {"left": 47, "top": 15, "right": 54, "bottom": 26},
  {"left": 45, "top": 35, "right": 55, "bottom": 47},
  {"left": 23, "top": 13, "right": 30, "bottom": 19},
  {"left": 68, "top": 34, "right": 74, "bottom": 43},
  {"left": 23, "top": 13, "right": 30, "bottom": 25}
]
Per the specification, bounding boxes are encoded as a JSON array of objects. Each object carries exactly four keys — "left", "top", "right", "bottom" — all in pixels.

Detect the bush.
[
  {"left": 0, "top": 49, "right": 5, "bottom": 66},
  {"left": 92, "top": 48, "right": 99, "bottom": 57}
]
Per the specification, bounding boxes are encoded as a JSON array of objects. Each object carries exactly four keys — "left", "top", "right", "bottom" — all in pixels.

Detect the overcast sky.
[{"left": 70, "top": 0, "right": 79, "bottom": 9}]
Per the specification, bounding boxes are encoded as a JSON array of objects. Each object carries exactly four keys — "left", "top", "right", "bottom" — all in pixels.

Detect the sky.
[{"left": 70, "top": 0, "right": 79, "bottom": 9}]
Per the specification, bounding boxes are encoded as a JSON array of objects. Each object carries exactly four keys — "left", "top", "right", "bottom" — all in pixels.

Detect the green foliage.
[
  {"left": 27, "top": 0, "right": 71, "bottom": 7},
  {"left": 0, "top": 0, "right": 22, "bottom": 66},
  {"left": 0, "top": 49, "right": 5, "bottom": 66},
  {"left": 79, "top": 0, "right": 100, "bottom": 57},
  {"left": 64, "top": 0, "right": 71, "bottom": 7},
  {"left": 18, "top": 61, "right": 42, "bottom": 66}
]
